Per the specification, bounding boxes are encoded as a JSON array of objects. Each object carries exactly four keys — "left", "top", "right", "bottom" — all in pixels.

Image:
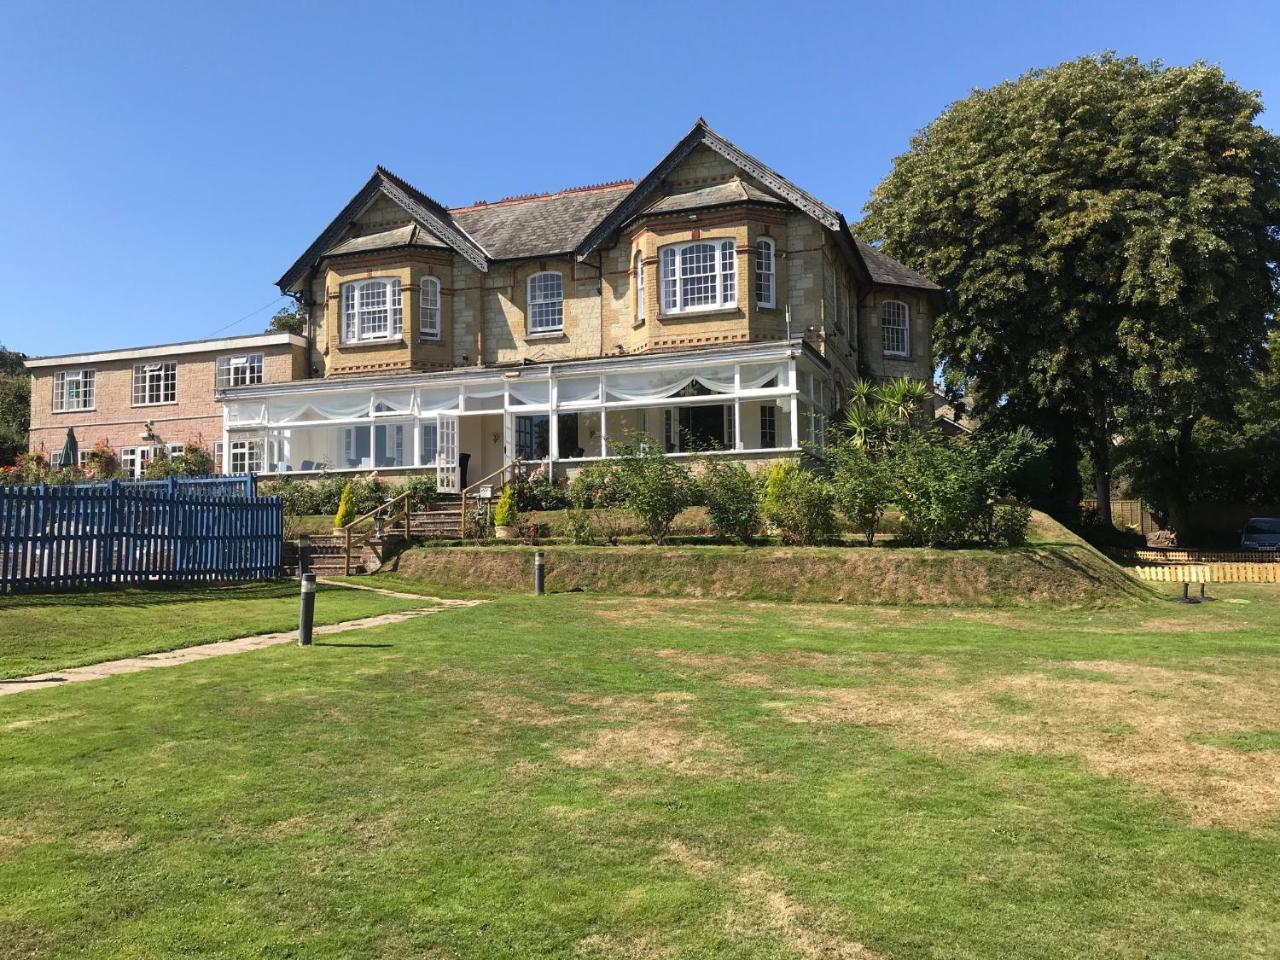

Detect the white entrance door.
[{"left": 436, "top": 415, "right": 460, "bottom": 493}]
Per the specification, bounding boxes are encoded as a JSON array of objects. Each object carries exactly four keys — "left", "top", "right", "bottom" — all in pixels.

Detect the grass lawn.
[
  {"left": 2, "top": 582, "right": 1280, "bottom": 958},
  {"left": 0, "top": 582, "right": 426, "bottom": 679}
]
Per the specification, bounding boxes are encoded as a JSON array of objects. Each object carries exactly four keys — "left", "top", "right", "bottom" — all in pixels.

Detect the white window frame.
[
  {"left": 215, "top": 353, "right": 264, "bottom": 390},
  {"left": 341, "top": 277, "right": 403, "bottom": 343},
  {"left": 214, "top": 441, "right": 224, "bottom": 475},
  {"left": 132, "top": 362, "right": 177, "bottom": 406},
  {"left": 659, "top": 239, "right": 737, "bottom": 315},
  {"left": 527, "top": 271, "right": 564, "bottom": 334},
  {"left": 120, "top": 445, "right": 156, "bottom": 479},
  {"left": 229, "top": 439, "right": 263, "bottom": 475},
  {"left": 420, "top": 276, "right": 442, "bottom": 341},
  {"left": 881, "top": 300, "right": 910, "bottom": 357},
  {"left": 755, "top": 238, "right": 775, "bottom": 308},
  {"left": 52, "top": 369, "right": 96, "bottom": 412},
  {"left": 634, "top": 251, "right": 646, "bottom": 325},
  {"left": 760, "top": 403, "right": 777, "bottom": 447}
]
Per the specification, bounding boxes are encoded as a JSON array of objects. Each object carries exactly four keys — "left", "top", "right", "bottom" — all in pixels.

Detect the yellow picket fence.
[{"left": 1131, "top": 563, "right": 1278, "bottom": 584}]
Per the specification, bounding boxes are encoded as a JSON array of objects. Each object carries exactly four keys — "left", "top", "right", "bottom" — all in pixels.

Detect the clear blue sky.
[{"left": 0, "top": 0, "right": 1275, "bottom": 358}]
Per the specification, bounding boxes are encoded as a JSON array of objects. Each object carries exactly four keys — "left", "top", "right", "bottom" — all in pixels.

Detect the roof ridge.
[{"left": 451, "top": 179, "right": 634, "bottom": 212}]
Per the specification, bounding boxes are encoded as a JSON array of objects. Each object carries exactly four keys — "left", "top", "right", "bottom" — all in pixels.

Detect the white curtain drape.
[
  {"left": 371, "top": 389, "right": 415, "bottom": 415},
  {"left": 418, "top": 386, "right": 461, "bottom": 412},
  {"left": 557, "top": 377, "right": 601, "bottom": 406},
  {"left": 507, "top": 380, "right": 550, "bottom": 407},
  {"left": 226, "top": 400, "right": 267, "bottom": 426},
  {"left": 268, "top": 393, "right": 370, "bottom": 425},
  {"left": 604, "top": 369, "right": 697, "bottom": 402}
]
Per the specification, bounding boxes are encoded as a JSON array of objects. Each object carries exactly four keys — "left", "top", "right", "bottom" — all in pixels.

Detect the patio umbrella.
[{"left": 60, "top": 427, "right": 78, "bottom": 471}]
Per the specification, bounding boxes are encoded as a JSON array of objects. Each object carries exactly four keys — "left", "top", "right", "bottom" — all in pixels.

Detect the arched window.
[
  {"left": 634, "top": 251, "right": 645, "bottom": 325},
  {"left": 755, "top": 237, "right": 775, "bottom": 308},
  {"left": 341, "top": 278, "right": 402, "bottom": 343},
  {"left": 659, "top": 239, "right": 737, "bottom": 314},
  {"left": 527, "top": 271, "right": 564, "bottom": 333},
  {"left": 881, "top": 300, "right": 909, "bottom": 357},
  {"left": 420, "top": 277, "right": 441, "bottom": 341}
]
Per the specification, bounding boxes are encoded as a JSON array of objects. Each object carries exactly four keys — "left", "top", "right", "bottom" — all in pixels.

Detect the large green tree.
[
  {"left": 0, "top": 345, "right": 29, "bottom": 466},
  {"left": 859, "top": 54, "right": 1280, "bottom": 530}
]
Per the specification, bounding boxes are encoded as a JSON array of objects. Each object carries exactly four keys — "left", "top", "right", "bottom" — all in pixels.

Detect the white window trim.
[
  {"left": 215, "top": 353, "right": 264, "bottom": 391},
  {"left": 229, "top": 439, "right": 264, "bottom": 475},
  {"left": 341, "top": 277, "right": 403, "bottom": 344},
  {"left": 132, "top": 362, "right": 177, "bottom": 407},
  {"left": 755, "top": 238, "right": 776, "bottom": 309},
  {"left": 420, "top": 276, "right": 442, "bottom": 341},
  {"left": 52, "top": 369, "right": 96, "bottom": 412},
  {"left": 660, "top": 239, "right": 738, "bottom": 316},
  {"left": 881, "top": 300, "right": 910, "bottom": 358},
  {"left": 526, "top": 271, "right": 564, "bottom": 334}
]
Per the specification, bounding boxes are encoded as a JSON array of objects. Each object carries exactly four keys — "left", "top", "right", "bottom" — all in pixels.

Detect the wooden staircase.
[{"left": 287, "top": 495, "right": 464, "bottom": 576}]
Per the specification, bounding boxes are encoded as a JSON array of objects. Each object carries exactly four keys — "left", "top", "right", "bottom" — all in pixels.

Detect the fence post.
[{"left": 243, "top": 473, "right": 255, "bottom": 499}]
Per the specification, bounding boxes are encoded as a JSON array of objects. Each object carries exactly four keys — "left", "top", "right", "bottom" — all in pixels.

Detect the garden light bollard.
[
  {"left": 298, "top": 534, "right": 310, "bottom": 578},
  {"left": 299, "top": 574, "right": 316, "bottom": 646},
  {"left": 534, "top": 550, "right": 545, "bottom": 596}
]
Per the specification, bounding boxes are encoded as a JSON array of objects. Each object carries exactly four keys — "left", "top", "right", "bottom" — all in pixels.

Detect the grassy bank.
[
  {"left": 2, "top": 585, "right": 1279, "bottom": 956},
  {"left": 389, "top": 539, "right": 1147, "bottom": 607}
]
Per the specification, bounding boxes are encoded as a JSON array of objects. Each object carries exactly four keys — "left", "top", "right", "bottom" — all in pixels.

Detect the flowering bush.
[
  {"left": 698, "top": 459, "right": 760, "bottom": 543},
  {"left": 610, "top": 433, "right": 695, "bottom": 545},
  {"left": 760, "top": 460, "right": 836, "bottom": 546}
]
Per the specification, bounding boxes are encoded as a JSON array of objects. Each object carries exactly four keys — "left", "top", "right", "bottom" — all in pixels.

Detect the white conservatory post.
[
  {"left": 788, "top": 358, "right": 800, "bottom": 450},
  {"left": 733, "top": 363, "right": 743, "bottom": 451},
  {"left": 548, "top": 376, "right": 560, "bottom": 467},
  {"left": 598, "top": 374, "right": 608, "bottom": 457}
]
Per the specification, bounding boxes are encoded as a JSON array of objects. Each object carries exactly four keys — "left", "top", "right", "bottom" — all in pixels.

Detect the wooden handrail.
[
  {"left": 340, "top": 488, "right": 414, "bottom": 575},
  {"left": 459, "top": 459, "right": 526, "bottom": 538},
  {"left": 461, "top": 459, "right": 524, "bottom": 498},
  {"left": 342, "top": 489, "right": 412, "bottom": 531}
]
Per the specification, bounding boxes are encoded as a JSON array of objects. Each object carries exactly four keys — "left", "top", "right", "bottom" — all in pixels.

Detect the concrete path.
[{"left": 1, "top": 592, "right": 486, "bottom": 697}]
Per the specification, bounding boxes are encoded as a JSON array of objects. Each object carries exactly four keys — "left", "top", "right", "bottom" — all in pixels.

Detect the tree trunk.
[
  {"left": 1090, "top": 413, "right": 1113, "bottom": 528},
  {"left": 1162, "top": 417, "right": 1198, "bottom": 543},
  {"left": 1045, "top": 411, "right": 1084, "bottom": 521}
]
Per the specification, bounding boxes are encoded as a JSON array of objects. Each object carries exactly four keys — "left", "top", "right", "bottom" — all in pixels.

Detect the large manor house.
[{"left": 26, "top": 120, "right": 938, "bottom": 489}]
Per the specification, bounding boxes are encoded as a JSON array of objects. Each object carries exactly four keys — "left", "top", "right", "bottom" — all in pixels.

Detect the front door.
[{"left": 436, "top": 415, "right": 460, "bottom": 493}]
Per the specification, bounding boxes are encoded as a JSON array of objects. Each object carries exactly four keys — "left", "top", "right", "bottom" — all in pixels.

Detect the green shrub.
[
  {"left": 760, "top": 460, "right": 836, "bottom": 545},
  {"left": 333, "top": 482, "right": 355, "bottom": 528},
  {"left": 402, "top": 474, "right": 436, "bottom": 510},
  {"left": 510, "top": 467, "right": 571, "bottom": 511},
  {"left": 144, "top": 444, "right": 215, "bottom": 479},
  {"left": 493, "top": 486, "right": 518, "bottom": 527},
  {"left": 698, "top": 460, "right": 759, "bottom": 543},
  {"left": 890, "top": 430, "right": 1045, "bottom": 547},
  {"left": 345, "top": 475, "right": 387, "bottom": 516},
  {"left": 612, "top": 433, "right": 695, "bottom": 544},
  {"left": 832, "top": 447, "right": 893, "bottom": 545},
  {"left": 563, "top": 507, "right": 595, "bottom": 545},
  {"left": 567, "top": 460, "right": 624, "bottom": 509},
  {"left": 991, "top": 502, "right": 1032, "bottom": 546}
]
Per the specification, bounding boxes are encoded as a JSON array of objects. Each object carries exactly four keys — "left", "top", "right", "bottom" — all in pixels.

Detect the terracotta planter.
[{"left": 494, "top": 525, "right": 517, "bottom": 540}]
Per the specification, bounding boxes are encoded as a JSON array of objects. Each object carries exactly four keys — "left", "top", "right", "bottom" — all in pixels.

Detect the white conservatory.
[{"left": 219, "top": 341, "right": 835, "bottom": 491}]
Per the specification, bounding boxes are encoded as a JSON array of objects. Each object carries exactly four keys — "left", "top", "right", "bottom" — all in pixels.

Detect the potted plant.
[{"left": 493, "top": 486, "right": 518, "bottom": 540}]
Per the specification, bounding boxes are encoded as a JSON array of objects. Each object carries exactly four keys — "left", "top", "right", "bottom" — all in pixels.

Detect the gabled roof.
[
  {"left": 450, "top": 182, "right": 633, "bottom": 261},
  {"left": 855, "top": 240, "right": 941, "bottom": 291},
  {"left": 324, "top": 223, "right": 449, "bottom": 258},
  {"left": 576, "top": 119, "right": 845, "bottom": 259},
  {"left": 640, "top": 179, "right": 786, "bottom": 217},
  {"left": 275, "top": 167, "right": 489, "bottom": 292}
]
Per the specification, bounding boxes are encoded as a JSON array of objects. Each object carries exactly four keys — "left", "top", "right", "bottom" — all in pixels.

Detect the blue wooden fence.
[{"left": 0, "top": 480, "right": 282, "bottom": 594}]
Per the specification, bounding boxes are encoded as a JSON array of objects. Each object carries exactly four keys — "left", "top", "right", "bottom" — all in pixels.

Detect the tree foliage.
[
  {"left": 0, "top": 345, "right": 30, "bottom": 466},
  {"left": 268, "top": 305, "right": 306, "bottom": 336},
  {"left": 859, "top": 54, "right": 1280, "bottom": 532}
]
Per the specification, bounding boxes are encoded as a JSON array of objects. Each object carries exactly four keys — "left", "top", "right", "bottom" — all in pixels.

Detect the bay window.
[
  {"left": 634, "top": 251, "right": 645, "bottom": 324},
  {"left": 660, "top": 240, "right": 737, "bottom": 314},
  {"left": 342, "top": 278, "right": 403, "bottom": 343}
]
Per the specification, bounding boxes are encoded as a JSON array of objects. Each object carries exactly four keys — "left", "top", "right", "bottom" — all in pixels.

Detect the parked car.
[{"left": 1240, "top": 517, "right": 1280, "bottom": 552}]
